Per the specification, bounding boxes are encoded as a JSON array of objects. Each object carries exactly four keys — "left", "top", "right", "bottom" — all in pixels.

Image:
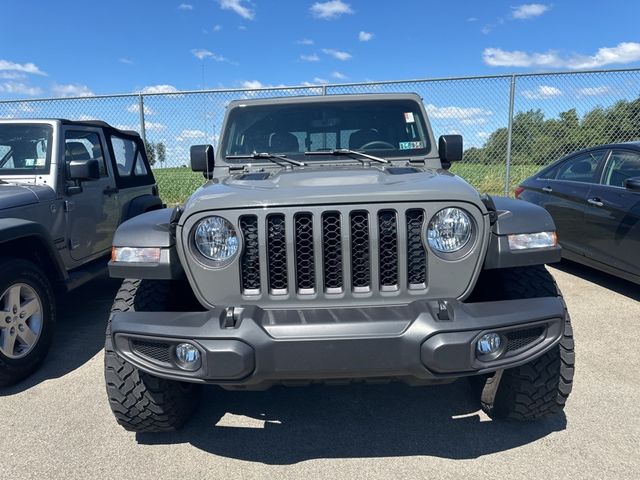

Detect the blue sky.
[{"left": 1, "top": 0, "right": 640, "bottom": 98}]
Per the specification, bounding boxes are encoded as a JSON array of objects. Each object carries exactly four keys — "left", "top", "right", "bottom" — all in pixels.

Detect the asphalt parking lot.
[{"left": 1, "top": 262, "right": 638, "bottom": 480}]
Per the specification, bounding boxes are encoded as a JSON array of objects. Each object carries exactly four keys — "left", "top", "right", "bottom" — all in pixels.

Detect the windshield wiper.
[
  {"left": 304, "top": 148, "right": 389, "bottom": 164},
  {"left": 226, "top": 151, "right": 306, "bottom": 167}
]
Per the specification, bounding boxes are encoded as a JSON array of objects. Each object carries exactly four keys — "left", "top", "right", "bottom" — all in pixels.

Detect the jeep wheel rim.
[{"left": 0, "top": 283, "right": 43, "bottom": 359}]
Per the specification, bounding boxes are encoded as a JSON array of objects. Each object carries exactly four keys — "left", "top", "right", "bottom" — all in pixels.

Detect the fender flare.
[
  {"left": 0, "top": 218, "right": 68, "bottom": 281},
  {"left": 124, "top": 194, "right": 164, "bottom": 221},
  {"left": 483, "top": 196, "right": 561, "bottom": 269}
]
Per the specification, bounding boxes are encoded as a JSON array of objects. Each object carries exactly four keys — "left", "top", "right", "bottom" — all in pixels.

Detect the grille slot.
[
  {"left": 239, "top": 215, "right": 260, "bottom": 293},
  {"left": 267, "top": 213, "right": 288, "bottom": 294},
  {"left": 505, "top": 327, "right": 545, "bottom": 353},
  {"left": 294, "top": 213, "right": 315, "bottom": 293},
  {"left": 350, "top": 211, "right": 371, "bottom": 290},
  {"left": 406, "top": 209, "right": 427, "bottom": 287},
  {"left": 132, "top": 340, "right": 172, "bottom": 364},
  {"left": 378, "top": 210, "right": 399, "bottom": 288},
  {"left": 322, "top": 212, "right": 343, "bottom": 292}
]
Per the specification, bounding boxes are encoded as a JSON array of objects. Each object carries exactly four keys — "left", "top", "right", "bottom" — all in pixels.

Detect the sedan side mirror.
[
  {"left": 67, "top": 158, "right": 100, "bottom": 181},
  {"left": 624, "top": 176, "right": 640, "bottom": 191},
  {"left": 190, "top": 144, "right": 215, "bottom": 179},
  {"left": 438, "top": 135, "right": 463, "bottom": 170}
]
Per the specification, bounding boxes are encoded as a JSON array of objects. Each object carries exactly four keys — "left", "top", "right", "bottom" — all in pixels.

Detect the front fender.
[{"left": 483, "top": 196, "right": 561, "bottom": 269}]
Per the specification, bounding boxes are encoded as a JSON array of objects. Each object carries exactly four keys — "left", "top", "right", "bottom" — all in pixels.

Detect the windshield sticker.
[
  {"left": 404, "top": 112, "right": 415, "bottom": 123},
  {"left": 399, "top": 141, "right": 423, "bottom": 150}
]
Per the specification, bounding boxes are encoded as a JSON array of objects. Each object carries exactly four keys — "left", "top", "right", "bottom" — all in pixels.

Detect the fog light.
[
  {"left": 175, "top": 343, "right": 201, "bottom": 370},
  {"left": 476, "top": 333, "right": 503, "bottom": 358}
]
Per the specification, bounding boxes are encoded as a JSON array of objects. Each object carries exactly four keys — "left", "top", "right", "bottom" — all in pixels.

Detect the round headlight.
[
  {"left": 194, "top": 216, "right": 239, "bottom": 264},
  {"left": 427, "top": 208, "right": 473, "bottom": 254}
]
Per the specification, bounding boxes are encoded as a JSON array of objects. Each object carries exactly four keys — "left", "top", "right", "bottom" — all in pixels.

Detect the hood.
[
  {"left": 0, "top": 182, "right": 56, "bottom": 210},
  {"left": 183, "top": 165, "right": 483, "bottom": 215}
]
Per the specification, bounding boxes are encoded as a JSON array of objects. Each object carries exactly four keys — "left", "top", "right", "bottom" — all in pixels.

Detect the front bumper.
[{"left": 110, "top": 297, "right": 565, "bottom": 389}]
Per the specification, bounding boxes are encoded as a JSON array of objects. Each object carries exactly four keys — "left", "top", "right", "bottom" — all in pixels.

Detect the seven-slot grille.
[{"left": 239, "top": 207, "right": 428, "bottom": 296}]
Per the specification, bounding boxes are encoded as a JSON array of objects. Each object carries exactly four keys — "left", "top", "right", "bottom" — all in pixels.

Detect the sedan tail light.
[{"left": 514, "top": 186, "right": 524, "bottom": 198}]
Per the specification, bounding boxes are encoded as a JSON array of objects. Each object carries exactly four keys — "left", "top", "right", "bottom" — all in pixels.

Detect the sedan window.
[
  {"left": 602, "top": 150, "right": 640, "bottom": 187},
  {"left": 553, "top": 151, "right": 605, "bottom": 183}
]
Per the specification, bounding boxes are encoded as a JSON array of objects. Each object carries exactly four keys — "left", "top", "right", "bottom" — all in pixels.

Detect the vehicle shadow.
[
  {"left": 552, "top": 259, "right": 640, "bottom": 301},
  {"left": 0, "top": 276, "right": 120, "bottom": 396},
  {"left": 137, "top": 381, "right": 566, "bottom": 464}
]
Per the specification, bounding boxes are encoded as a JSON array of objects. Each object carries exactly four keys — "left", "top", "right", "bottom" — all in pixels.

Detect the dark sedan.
[{"left": 516, "top": 142, "right": 640, "bottom": 284}]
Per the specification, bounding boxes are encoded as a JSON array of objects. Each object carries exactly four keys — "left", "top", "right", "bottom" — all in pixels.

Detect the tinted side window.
[
  {"left": 111, "top": 136, "right": 138, "bottom": 177},
  {"left": 602, "top": 150, "right": 640, "bottom": 187},
  {"left": 64, "top": 130, "right": 107, "bottom": 177},
  {"left": 554, "top": 151, "right": 605, "bottom": 183}
]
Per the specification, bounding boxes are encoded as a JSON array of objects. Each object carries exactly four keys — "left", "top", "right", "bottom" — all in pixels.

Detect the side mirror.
[
  {"left": 190, "top": 144, "right": 215, "bottom": 179},
  {"left": 438, "top": 135, "right": 463, "bottom": 170},
  {"left": 67, "top": 158, "right": 100, "bottom": 181},
  {"left": 624, "top": 176, "right": 640, "bottom": 191}
]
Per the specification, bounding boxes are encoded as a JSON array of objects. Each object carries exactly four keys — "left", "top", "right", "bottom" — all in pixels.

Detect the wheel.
[
  {"left": 104, "top": 279, "right": 202, "bottom": 432},
  {"left": 468, "top": 265, "right": 575, "bottom": 421},
  {"left": 0, "top": 258, "right": 55, "bottom": 387}
]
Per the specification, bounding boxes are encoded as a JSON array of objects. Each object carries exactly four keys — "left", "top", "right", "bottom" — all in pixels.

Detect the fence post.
[
  {"left": 138, "top": 93, "right": 147, "bottom": 144},
  {"left": 322, "top": 84, "right": 327, "bottom": 96},
  {"left": 504, "top": 74, "right": 516, "bottom": 196}
]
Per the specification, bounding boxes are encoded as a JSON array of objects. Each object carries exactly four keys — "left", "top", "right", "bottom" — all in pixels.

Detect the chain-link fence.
[{"left": 2, "top": 68, "right": 640, "bottom": 204}]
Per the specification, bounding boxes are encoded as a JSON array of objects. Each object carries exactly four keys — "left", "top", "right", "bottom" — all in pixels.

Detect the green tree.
[
  {"left": 156, "top": 142, "right": 166, "bottom": 164},
  {"left": 145, "top": 141, "right": 156, "bottom": 166}
]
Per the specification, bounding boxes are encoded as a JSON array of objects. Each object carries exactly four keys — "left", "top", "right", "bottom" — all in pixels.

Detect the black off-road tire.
[
  {"left": 469, "top": 265, "right": 575, "bottom": 421},
  {"left": 104, "top": 279, "right": 202, "bottom": 432},
  {"left": 0, "top": 258, "right": 56, "bottom": 387}
]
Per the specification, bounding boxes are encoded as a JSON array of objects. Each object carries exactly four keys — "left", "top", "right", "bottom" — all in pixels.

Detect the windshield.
[
  {"left": 222, "top": 99, "right": 430, "bottom": 162},
  {"left": 0, "top": 124, "right": 53, "bottom": 175}
]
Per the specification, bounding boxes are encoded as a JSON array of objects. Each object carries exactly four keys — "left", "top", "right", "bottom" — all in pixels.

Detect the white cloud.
[
  {"left": 127, "top": 103, "right": 154, "bottom": 115},
  {"left": 213, "top": 24, "right": 222, "bottom": 31},
  {"left": 476, "top": 131, "right": 490, "bottom": 139},
  {"left": 176, "top": 129, "right": 206, "bottom": 142},
  {"left": 296, "top": 38, "right": 314, "bottom": 45},
  {"left": 300, "top": 54, "right": 320, "bottom": 62},
  {"left": 145, "top": 122, "right": 166, "bottom": 131},
  {"left": 191, "top": 49, "right": 228, "bottom": 61},
  {"left": 331, "top": 71, "right": 347, "bottom": 79},
  {"left": 577, "top": 86, "right": 611, "bottom": 97},
  {"left": 51, "top": 83, "right": 94, "bottom": 97},
  {"left": 119, "top": 58, "right": 134, "bottom": 64},
  {"left": 313, "top": 77, "right": 329, "bottom": 84},
  {"left": 511, "top": 4, "right": 550, "bottom": 19},
  {"left": 467, "top": 17, "right": 478, "bottom": 22},
  {"left": 241, "top": 80, "right": 265, "bottom": 89},
  {"left": 218, "top": 0, "right": 255, "bottom": 20},
  {"left": 0, "top": 82, "right": 43, "bottom": 96},
  {"left": 569, "top": 42, "right": 640, "bottom": 69},
  {"left": 310, "top": 0, "right": 353, "bottom": 19},
  {"left": 322, "top": 48, "right": 352, "bottom": 61},
  {"left": 178, "top": 3, "right": 193, "bottom": 10},
  {"left": 0, "top": 59, "right": 47, "bottom": 76},
  {"left": 0, "top": 72, "right": 26, "bottom": 80},
  {"left": 425, "top": 104, "right": 493, "bottom": 124},
  {"left": 481, "top": 25, "right": 493, "bottom": 35},
  {"left": 141, "top": 84, "right": 179, "bottom": 94},
  {"left": 358, "top": 31, "right": 374, "bottom": 42},
  {"left": 521, "top": 85, "right": 563, "bottom": 99},
  {"left": 483, "top": 42, "right": 640, "bottom": 69}
]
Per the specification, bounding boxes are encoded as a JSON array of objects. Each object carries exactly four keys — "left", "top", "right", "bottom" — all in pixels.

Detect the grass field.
[{"left": 153, "top": 163, "right": 542, "bottom": 205}]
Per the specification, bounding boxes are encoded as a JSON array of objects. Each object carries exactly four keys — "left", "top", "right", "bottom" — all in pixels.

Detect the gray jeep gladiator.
[
  {"left": 105, "top": 93, "right": 574, "bottom": 432},
  {"left": 0, "top": 119, "right": 161, "bottom": 386}
]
